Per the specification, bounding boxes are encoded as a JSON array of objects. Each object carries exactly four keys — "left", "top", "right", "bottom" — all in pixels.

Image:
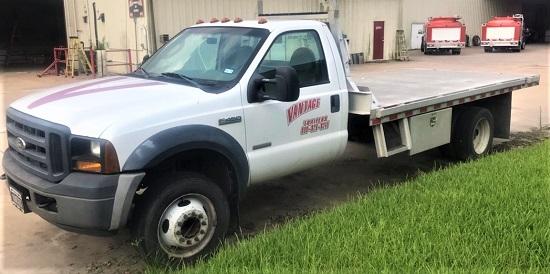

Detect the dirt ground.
[{"left": 0, "top": 45, "right": 548, "bottom": 273}]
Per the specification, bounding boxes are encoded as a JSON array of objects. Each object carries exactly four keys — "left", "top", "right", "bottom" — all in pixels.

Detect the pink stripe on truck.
[{"left": 28, "top": 77, "right": 164, "bottom": 109}]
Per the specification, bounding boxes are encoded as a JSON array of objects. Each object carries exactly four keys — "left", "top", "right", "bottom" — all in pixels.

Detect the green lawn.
[{"left": 150, "top": 140, "right": 550, "bottom": 273}]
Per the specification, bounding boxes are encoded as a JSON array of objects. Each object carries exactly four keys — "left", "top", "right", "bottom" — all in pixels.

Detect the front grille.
[{"left": 6, "top": 108, "right": 71, "bottom": 182}]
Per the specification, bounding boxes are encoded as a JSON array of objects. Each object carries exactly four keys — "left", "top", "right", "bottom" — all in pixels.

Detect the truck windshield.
[{"left": 139, "top": 27, "right": 269, "bottom": 91}]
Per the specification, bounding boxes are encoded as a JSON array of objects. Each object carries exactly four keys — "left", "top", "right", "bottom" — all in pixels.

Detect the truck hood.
[{"left": 9, "top": 76, "right": 206, "bottom": 137}]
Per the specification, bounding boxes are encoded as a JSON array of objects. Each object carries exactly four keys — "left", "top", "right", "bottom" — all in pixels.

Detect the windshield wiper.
[
  {"left": 160, "top": 72, "right": 200, "bottom": 88},
  {"left": 135, "top": 67, "right": 150, "bottom": 78}
]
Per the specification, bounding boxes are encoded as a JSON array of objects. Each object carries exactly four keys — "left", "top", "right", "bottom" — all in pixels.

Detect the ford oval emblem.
[{"left": 15, "top": 137, "right": 27, "bottom": 150}]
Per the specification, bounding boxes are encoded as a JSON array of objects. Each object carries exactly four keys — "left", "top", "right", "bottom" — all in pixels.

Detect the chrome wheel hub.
[
  {"left": 157, "top": 194, "right": 216, "bottom": 258},
  {"left": 473, "top": 119, "right": 490, "bottom": 154}
]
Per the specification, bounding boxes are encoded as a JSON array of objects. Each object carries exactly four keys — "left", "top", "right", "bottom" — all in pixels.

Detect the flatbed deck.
[{"left": 351, "top": 69, "right": 540, "bottom": 125}]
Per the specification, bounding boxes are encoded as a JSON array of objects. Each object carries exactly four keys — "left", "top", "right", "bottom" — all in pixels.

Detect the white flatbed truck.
[{"left": 2, "top": 17, "right": 539, "bottom": 263}]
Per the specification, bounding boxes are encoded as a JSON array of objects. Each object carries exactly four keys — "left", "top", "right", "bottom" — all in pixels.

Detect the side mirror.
[
  {"left": 249, "top": 66, "right": 300, "bottom": 103},
  {"left": 142, "top": 54, "right": 150, "bottom": 64}
]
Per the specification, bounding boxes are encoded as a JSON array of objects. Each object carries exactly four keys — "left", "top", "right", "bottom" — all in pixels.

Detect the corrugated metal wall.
[
  {"left": 339, "top": 0, "right": 400, "bottom": 60},
  {"left": 151, "top": 0, "right": 322, "bottom": 47},
  {"left": 151, "top": 0, "right": 399, "bottom": 60},
  {"left": 65, "top": 0, "right": 524, "bottom": 64},
  {"left": 402, "top": 0, "right": 522, "bottom": 49},
  {"left": 261, "top": 0, "right": 321, "bottom": 13},
  {"left": 152, "top": 0, "right": 257, "bottom": 46}
]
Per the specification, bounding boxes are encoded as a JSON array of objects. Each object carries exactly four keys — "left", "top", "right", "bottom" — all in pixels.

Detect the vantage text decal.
[{"left": 286, "top": 98, "right": 321, "bottom": 125}]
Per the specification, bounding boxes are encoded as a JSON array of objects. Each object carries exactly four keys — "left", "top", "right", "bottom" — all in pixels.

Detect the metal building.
[{"left": 59, "top": 0, "right": 548, "bottom": 68}]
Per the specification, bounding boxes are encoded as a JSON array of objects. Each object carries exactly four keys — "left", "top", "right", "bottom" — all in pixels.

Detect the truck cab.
[{"left": 3, "top": 19, "right": 351, "bottom": 262}]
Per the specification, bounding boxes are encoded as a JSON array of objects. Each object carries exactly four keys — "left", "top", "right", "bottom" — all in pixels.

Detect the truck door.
[{"left": 243, "top": 29, "right": 347, "bottom": 183}]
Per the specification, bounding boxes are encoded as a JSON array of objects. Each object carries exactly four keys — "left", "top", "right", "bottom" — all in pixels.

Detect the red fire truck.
[
  {"left": 421, "top": 16, "right": 466, "bottom": 55},
  {"left": 481, "top": 14, "right": 525, "bottom": 52}
]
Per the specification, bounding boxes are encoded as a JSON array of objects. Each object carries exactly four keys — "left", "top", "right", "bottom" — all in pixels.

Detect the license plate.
[{"left": 9, "top": 186, "right": 29, "bottom": 213}]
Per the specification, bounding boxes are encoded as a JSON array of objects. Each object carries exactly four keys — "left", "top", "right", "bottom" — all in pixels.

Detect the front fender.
[{"left": 122, "top": 125, "right": 249, "bottom": 194}]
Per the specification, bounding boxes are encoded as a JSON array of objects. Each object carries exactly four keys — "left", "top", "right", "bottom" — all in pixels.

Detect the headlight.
[{"left": 70, "top": 137, "right": 120, "bottom": 174}]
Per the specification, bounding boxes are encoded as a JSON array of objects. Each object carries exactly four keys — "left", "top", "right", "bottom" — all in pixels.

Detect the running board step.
[{"left": 373, "top": 118, "right": 412, "bottom": 157}]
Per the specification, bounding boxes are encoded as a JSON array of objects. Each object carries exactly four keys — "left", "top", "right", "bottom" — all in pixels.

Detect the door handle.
[{"left": 330, "top": 94, "right": 340, "bottom": 113}]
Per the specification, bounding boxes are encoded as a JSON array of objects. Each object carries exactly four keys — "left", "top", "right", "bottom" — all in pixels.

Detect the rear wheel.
[
  {"left": 450, "top": 107, "right": 494, "bottom": 160},
  {"left": 135, "top": 172, "right": 230, "bottom": 264}
]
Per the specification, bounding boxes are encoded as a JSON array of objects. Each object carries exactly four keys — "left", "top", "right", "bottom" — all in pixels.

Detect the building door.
[
  {"left": 411, "top": 23, "right": 424, "bottom": 49},
  {"left": 373, "top": 21, "right": 384, "bottom": 60}
]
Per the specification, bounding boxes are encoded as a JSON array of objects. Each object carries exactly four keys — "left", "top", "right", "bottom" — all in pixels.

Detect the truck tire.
[
  {"left": 450, "top": 107, "right": 494, "bottom": 160},
  {"left": 135, "top": 172, "right": 230, "bottom": 264},
  {"left": 472, "top": 35, "right": 481, "bottom": 46}
]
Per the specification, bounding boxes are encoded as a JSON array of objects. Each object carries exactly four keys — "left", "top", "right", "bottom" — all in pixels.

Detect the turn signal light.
[
  {"left": 234, "top": 17, "right": 243, "bottom": 23},
  {"left": 221, "top": 17, "right": 230, "bottom": 23},
  {"left": 210, "top": 17, "right": 219, "bottom": 23},
  {"left": 75, "top": 161, "right": 102, "bottom": 173}
]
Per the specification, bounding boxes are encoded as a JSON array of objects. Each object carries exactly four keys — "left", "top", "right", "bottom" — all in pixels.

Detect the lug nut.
[
  {"left": 194, "top": 237, "right": 200, "bottom": 242},
  {"left": 187, "top": 240, "right": 192, "bottom": 245},
  {"left": 201, "top": 221, "right": 207, "bottom": 226},
  {"left": 200, "top": 229, "right": 205, "bottom": 234}
]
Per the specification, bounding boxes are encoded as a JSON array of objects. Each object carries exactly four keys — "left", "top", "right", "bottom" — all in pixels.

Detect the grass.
[{"left": 148, "top": 140, "right": 550, "bottom": 273}]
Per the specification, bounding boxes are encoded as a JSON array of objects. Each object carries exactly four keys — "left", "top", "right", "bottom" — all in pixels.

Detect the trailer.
[
  {"left": 421, "top": 16, "right": 466, "bottom": 55},
  {"left": 482, "top": 14, "right": 525, "bottom": 52}
]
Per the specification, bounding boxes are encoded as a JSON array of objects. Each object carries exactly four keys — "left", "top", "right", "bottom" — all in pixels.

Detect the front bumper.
[
  {"left": 426, "top": 42, "right": 465, "bottom": 49},
  {"left": 481, "top": 40, "right": 519, "bottom": 47},
  {"left": 3, "top": 149, "right": 144, "bottom": 234}
]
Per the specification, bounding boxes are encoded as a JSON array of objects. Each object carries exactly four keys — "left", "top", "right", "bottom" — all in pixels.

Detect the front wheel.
[
  {"left": 135, "top": 172, "right": 230, "bottom": 264},
  {"left": 450, "top": 107, "right": 494, "bottom": 160}
]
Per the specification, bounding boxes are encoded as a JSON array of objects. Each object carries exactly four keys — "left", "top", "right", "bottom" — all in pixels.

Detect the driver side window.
[{"left": 257, "top": 30, "right": 329, "bottom": 87}]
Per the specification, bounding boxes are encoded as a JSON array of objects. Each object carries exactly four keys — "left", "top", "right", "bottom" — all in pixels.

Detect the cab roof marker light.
[
  {"left": 210, "top": 17, "right": 219, "bottom": 23},
  {"left": 221, "top": 17, "right": 230, "bottom": 23},
  {"left": 196, "top": 19, "right": 205, "bottom": 24},
  {"left": 258, "top": 17, "right": 267, "bottom": 24},
  {"left": 234, "top": 17, "right": 243, "bottom": 23}
]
